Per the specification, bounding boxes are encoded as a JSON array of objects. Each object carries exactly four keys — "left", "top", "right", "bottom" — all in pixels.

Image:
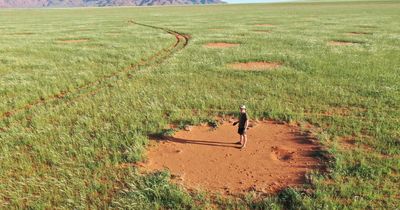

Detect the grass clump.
[
  {"left": 278, "top": 188, "right": 304, "bottom": 210},
  {"left": 112, "top": 171, "right": 197, "bottom": 209}
]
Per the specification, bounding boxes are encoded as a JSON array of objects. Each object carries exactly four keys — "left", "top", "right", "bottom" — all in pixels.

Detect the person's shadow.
[{"left": 158, "top": 136, "right": 239, "bottom": 148}]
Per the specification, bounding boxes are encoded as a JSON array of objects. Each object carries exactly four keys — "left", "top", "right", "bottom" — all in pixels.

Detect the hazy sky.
[{"left": 225, "top": 0, "right": 289, "bottom": 3}]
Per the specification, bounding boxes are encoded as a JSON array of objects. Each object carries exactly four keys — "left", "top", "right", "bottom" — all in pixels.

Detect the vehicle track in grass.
[{"left": 0, "top": 20, "right": 190, "bottom": 131}]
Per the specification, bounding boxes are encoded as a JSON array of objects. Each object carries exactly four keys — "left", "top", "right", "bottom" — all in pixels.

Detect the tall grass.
[{"left": 0, "top": 1, "right": 399, "bottom": 209}]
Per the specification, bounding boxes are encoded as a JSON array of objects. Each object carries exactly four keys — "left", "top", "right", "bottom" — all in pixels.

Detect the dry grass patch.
[
  {"left": 204, "top": 42, "right": 240, "bottom": 49},
  {"left": 106, "top": 32, "right": 121, "bottom": 35},
  {"left": 328, "top": 41, "right": 356, "bottom": 46},
  {"left": 346, "top": 31, "right": 372, "bottom": 36},
  {"left": 255, "top": 24, "right": 275, "bottom": 26},
  {"left": 11, "top": 32, "right": 35, "bottom": 35},
  {"left": 338, "top": 136, "right": 358, "bottom": 150},
  {"left": 57, "top": 39, "right": 90, "bottom": 43},
  {"left": 228, "top": 61, "right": 281, "bottom": 71},
  {"left": 253, "top": 30, "right": 272, "bottom": 33},
  {"left": 358, "top": 25, "right": 377, "bottom": 29},
  {"left": 208, "top": 28, "right": 224, "bottom": 31}
]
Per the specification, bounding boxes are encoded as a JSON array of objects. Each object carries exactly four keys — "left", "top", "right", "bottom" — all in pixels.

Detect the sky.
[{"left": 225, "top": 0, "right": 290, "bottom": 3}]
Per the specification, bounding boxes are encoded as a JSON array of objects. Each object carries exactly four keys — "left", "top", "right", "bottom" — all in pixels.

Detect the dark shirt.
[{"left": 239, "top": 112, "right": 248, "bottom": 128}]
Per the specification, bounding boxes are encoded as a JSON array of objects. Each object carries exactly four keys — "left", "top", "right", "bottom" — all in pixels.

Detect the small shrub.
[
  {"left": 346, "top": 162, "right": 373, "bottom": 178},
  {"left": 160, "top": 128, "right": 176, "bottom": 137},
  {"left": 207, "top": 119, "right": 219, "bottom": 128}
]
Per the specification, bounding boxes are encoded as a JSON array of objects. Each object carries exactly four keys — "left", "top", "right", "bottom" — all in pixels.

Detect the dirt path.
[
  {"left": 0, "top": 21, "right": 189, "bottom": 131},
  {"left": 142, "top": 121, "right": 322, "bottom": 195}
]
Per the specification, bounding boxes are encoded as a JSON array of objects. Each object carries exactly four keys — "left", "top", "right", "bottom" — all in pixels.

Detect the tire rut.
[{"left": 0, "top": 21, "right": 190, "bottom": 132}]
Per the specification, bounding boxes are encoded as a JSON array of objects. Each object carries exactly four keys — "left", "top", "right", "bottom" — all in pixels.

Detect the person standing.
[{"left": 233, "top": 105, "right": 249, "bottom": 149}]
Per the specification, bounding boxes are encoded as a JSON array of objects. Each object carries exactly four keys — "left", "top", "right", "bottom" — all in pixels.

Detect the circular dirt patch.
[
  {"left": 328, "top": 41, "right": 356, "bottom": 46},
  {"left": 141, "top": 121, "right": 322, "bottom": 195},
  {"left": 204, "top": 42, "right": 240, "bottom": 49},
  {"left": 228, "top": 62, "right": 281, "bottom": 71},
  {"left": 57, "top": 39, "right": 89, "bottom": 43}
]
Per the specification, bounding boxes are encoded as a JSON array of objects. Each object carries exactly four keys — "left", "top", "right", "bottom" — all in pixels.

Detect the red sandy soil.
[
  {"left": 204, "top": 42, "right": 240, "bottom": 48},
  {"left": 141, "top": 121, "right": 322, "bottom": 195},
  {"left": 328, "top": 41, "right": 355, "bottom": 46},
  {"left": 228, "top": 62, "right": 281, "bottom": 71},
  {"left": 57, "top": 39, "right": 89, "bottom": 43}
]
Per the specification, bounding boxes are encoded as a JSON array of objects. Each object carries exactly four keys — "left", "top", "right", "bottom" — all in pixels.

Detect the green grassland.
[{"left": 0, "top": 1, "right": 399, "bottom": 209}]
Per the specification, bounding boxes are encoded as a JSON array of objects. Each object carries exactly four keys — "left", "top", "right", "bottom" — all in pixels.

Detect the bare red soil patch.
[
  {"left": 141, "top": 121, "right": 322, "bottom": 195},
  {"left": 328, "top": 41, "right": 356, "bottom": 46},
  {"left": 228, "top": 62, "right": 281, "bottom": 71},
  {"left": 204, "top": 42, "right": 240, "bottom": 49},
  {"left": 57, "top": 39, "right": 89, "bottom": 43}
]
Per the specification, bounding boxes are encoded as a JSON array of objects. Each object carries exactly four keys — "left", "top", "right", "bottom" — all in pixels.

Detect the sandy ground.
[{"left": 141, "top": 120, "right": 322, "bottom": 195}]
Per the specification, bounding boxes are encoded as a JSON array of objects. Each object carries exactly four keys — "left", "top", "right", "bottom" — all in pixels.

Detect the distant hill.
[{"left": 0, "top": 0, "right": 226, "bottom": 8}]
